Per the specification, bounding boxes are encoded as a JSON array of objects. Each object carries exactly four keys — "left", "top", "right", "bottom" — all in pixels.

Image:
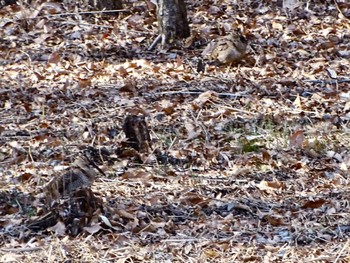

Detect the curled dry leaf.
[
  {"left": 47, "top": 52, "right": 61, "bottom": 64},
  {"left": 289, "top": 130, "right": 305, "bottom": 149},
  {"left": 84, "top": 223, "right": 102, "bottom": 235},
  {"left": 48, "top": 221, "right": 66, "bottom": 236},
  {"left": 100, "top": 215, "right": 119, "bottom": 231},
  {"left": 261, "top": 149, "right": 271, "bottom": 161},
  {"left": 192, "top": 91, "right": 218, "bottom": 109},
  {"left": 184, "top": 122, "right": 201, "bottom": 140},
  {"left": 121, "top": 170, "right": 152, "bottom": 182},
  {"left": 203, "top": 249, "right": 219, "bottom": 258},
  {"left": 301, "top": 199, "right": 326, "bottom": 209},
  {"left": 265, "top": 215, "right": 286, "bottom": 226},
  {"left": 180, "top": 192, "right": 209, "bottom": 207},
  {"left": 257, "top": 180, "right": 285, "bottom": 192}
]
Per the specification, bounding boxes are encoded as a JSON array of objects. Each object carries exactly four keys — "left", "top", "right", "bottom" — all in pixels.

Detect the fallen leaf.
[
  {"left": 301, "top": 199, "right": 326, "bottom": 209},
  {"left": 289, "top": 130, "right": 304, "bottom": 149},
  {"left": 48, "top": 52, "right": 61, "bottom": 64},
  {"left": 84, "top": 223, "right": 102, "bottom": 235},
  {"left": 48, "top": 221, "right": 66, "bottom": 236},
  {"left": 265, "top": 215, "right": 285, "bottom": 226}
]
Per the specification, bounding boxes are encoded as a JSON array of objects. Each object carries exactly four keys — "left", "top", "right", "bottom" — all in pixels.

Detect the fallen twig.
[
  {"left": 334, "top": 240, "right": 349, "bottom": 263},
  {"left": 303, "top": 79, "right": 350, "bottom": 84},
  {"left": 47, "top": 10, "right": 129, "bottom": 16},
  {"left": 333, "top": 0, "right": 350, "bottom": 23},
  {"left": 148, "top": 35, "right": 162, "bottom": 51},
  {"left": 152, "top": 90, "right": 250, "bottom": 98},
  {"left": 0, "top": 247, "right": 45, "bottom": 252}
]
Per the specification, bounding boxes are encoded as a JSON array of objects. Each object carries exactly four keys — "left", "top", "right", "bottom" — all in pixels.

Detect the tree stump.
[{"left": 123, "top": 115, "right": 151, "bottom": 153}]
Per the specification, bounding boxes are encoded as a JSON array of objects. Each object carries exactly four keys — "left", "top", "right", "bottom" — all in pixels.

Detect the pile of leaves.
[{"left": 1, "top": 0, "right": 350, "bottom": 262}]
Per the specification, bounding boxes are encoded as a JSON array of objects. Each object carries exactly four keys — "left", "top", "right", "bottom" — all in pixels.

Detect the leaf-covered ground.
[{"left": 1, "top": 0, "right": 350, "bottom": 262}]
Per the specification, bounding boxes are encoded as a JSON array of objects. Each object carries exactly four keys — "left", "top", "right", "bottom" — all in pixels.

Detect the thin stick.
[
  {"left": 334, "top": 240, "right": 349, "bottom": 263},
  {"left": 161, "top": 238, "right": 209, "bottom": 242},
  {"left": 0, "top": 247, "right": 45, "bottom": 252},
  {"left": 333, "top": 0, "right": 350, "bottom": 22},
  {"left": 148, "top": 35, "right": 162, "bottom": 51},
  {"left": 153, "top": 90, "right": 249, "bottom": 98},
  {"left": 60, "top": 21, "right": 114, "bottom": 29},
  {"left": 46, "top": 10, "right": 129, "bottom": 17},
  {"left": 303, "top": 79, "right": 350, "bottom": 84}
]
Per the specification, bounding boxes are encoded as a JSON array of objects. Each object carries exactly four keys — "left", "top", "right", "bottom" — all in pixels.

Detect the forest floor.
[{"left": 1, "top": 0, "right": 350, "bottom": 262}]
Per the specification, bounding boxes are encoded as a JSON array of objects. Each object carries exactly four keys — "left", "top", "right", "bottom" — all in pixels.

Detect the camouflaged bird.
[
  {"left": 202, "top": 32, "right": 248, "bottom": 65},
  {"left": 44, "top": 157, "right": 97, "bottom": 205}
]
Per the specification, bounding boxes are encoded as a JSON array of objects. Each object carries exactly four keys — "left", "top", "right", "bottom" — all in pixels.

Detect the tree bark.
[
  {"left": 89, "top": 0, "right": 123, "bottom": 15},
  {"left": 157, "top": 0, "right": 190, "bottom": 47},
  {"left": 0, "top": 0, "right": 17, "bottom": 8},
  {"left": 123, "top": 115, "right": 151, "bottom": 153}
]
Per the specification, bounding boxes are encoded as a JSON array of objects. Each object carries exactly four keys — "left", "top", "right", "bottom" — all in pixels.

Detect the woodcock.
[
  {"left": 44, "top": 157, "right": 97, "bottom": 204},
  {"left": 202, "top": 32, "right": 248, "bottom": 65}
]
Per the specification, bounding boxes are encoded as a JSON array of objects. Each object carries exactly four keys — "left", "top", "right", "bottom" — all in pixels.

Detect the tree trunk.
[
  {"left": 157, "top": 0, "right": 190, "bottom": 47},
  {"left": 89, "top": 0, "right": 123, "bottom": 15},
  {"left": 0, "top": 0, "right": 17, "bottom": 8}
]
